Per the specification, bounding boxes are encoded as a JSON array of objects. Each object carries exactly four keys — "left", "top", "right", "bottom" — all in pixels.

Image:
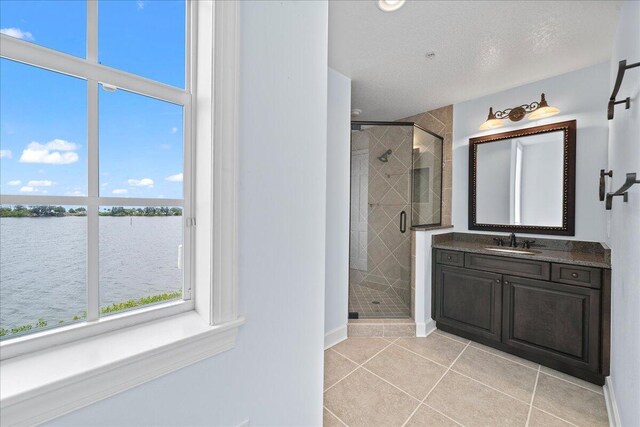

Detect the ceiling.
[{"left": 329, "top": 1, "right": 620, "bottom": 121}]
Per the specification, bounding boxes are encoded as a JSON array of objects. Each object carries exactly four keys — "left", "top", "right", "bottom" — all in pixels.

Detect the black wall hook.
[{"left": 608, "top": 60, "right": 640, "bottom": 120}]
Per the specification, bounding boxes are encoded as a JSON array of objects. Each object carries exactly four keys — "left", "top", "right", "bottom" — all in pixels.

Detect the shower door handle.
[{"left": 400, "top": 210, "right": 407, "bottom": 233}]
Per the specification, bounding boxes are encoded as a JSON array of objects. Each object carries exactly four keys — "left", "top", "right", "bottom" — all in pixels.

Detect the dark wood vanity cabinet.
[
  {"left": 433, "top": 249, "right": 610, "bottom": 385},
  {"left": 435, "top": 265, "right": 502, "bottom": 343},
  {"left": 502, "top": 276, "right": 601, "bottom": 373}
]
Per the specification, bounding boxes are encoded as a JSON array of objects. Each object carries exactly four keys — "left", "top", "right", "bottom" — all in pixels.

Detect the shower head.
[{"left": 377, "top": 149, "right": 392, "bottom": 163}]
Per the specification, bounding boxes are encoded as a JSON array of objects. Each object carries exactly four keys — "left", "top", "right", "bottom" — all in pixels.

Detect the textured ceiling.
[{"left": 329, "top": 1, "right": 620, "bottom": 121}]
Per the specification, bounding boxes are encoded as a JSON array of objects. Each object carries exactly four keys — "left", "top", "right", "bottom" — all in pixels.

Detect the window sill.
[{"left": 0, "top": 311, "right": 245, "bottom": 426}]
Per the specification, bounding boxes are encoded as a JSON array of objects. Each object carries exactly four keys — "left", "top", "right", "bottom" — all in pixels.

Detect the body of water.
[{"left": 0, "top": 216, "right": 183, "bottom": 334}]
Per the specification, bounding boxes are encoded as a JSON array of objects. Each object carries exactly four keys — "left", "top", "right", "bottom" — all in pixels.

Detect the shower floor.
[{"left": 349, "top": 282, "right": 411, "bottom": 319}]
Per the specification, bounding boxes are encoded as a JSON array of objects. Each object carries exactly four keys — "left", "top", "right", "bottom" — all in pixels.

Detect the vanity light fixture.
[
  {"left": 479, "top": 93, "right": 560, "bottom": 130},
  {"left": 377, "top": 0, "right": 405, "bottom": 12}
]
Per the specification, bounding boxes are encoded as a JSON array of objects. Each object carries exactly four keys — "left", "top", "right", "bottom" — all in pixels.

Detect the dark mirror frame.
[{"left": 468, "top": 120, "right": 576, "bottom": 236}]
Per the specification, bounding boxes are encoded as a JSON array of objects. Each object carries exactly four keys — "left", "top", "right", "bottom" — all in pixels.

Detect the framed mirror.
[{"left": 469, "top": 120, "right": 576, "bottom": 235}]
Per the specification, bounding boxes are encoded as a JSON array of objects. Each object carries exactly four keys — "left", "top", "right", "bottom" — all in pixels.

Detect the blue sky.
[{"left": 0, "top": 1, "right": 185, "bottom": 200}]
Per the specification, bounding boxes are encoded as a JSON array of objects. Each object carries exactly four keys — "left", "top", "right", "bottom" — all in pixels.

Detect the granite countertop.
[{"left": 432, "top": 232, "right": 611, "bottom": 269}]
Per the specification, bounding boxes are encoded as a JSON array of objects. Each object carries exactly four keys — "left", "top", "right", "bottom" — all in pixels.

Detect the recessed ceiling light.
[
  {"left": 351, "top": 109, "right": 362, "bottom": 117},
  {"left": 377, "top": 0, "right": 405, "bottom": 12},
  {"left": 425, "top": 51, "right": 436, "bottom": 59}
]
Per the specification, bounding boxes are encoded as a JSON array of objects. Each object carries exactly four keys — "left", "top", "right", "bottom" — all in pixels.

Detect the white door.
[{"left": 350, "top": 150, "right": 368, "bottom": 271}]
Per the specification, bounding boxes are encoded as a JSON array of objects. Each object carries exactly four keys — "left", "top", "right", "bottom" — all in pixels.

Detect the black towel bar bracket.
[
  {"left": 605, "top": 173, "right": 640, "bottom": 210},
  {"left": 599, "top": 169, "right": 613, "bottom": 201},
  {"left": 608, "top": 60, "right": 640, "bottom": 120}
]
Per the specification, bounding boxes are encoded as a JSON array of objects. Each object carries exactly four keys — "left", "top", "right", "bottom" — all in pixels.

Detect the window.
[
  {"left": 1, "top": 3, "right": 242, "bottom": 424},
  {"left": 0, "top": 1, "right": 193, "bottom": 349}
]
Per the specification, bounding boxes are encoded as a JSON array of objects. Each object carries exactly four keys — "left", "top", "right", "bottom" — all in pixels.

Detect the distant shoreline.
[{"left": 1, "top": 206, "right": 182, "bottom": 218}]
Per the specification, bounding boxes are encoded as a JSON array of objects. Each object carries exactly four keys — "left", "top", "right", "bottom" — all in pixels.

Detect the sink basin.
[{"left": 484, "top": 247, "right": 538, "bottom": 255}]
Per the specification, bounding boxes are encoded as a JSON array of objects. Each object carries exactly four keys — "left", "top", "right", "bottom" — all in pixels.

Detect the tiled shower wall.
[
  {"left": 351, "top": 125, "right": 413, "bottom": 309},
  {"left": 402, "top": 105, "right": 453, "bottom": 226},
  {"left": 403, "top": 104, "right": 453, "bottom": 320}
]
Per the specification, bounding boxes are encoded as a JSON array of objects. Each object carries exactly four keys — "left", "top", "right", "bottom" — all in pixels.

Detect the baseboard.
[
  {"left": 416, "top": 319, "right": 436, "bottom": 337},
  {"left": 604, "top": 377, "right": 621, "bottom": 427},
  {"left": 325, "top": 325, "right": 348, "bottom": 349}
]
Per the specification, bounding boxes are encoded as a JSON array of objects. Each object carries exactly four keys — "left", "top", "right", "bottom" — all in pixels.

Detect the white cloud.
[
  {"left": 19, "top": 139, "right": 80, "bottom": 165},
  {"left": 127, "top": 178, "right": 154, "bottom": 187},
  {"left": 112, "top": 189, "right": 128, "bottom": 194},
  {"left": 66, "top": 190, "right": 86, "bottom": 196},
  {"left": 7, "top": 180, "right": 21, "bottom": 186},
  {"left": 171, "top": 127, "right": 178, "bottom": 134},
  {"left": 45, "top": 139, "right": 78, "bottom": 151},
  {"left": 136, "top": 0, "right": 145, "bottom": 10},
  {"left": 159, "top": 143, "right": 171, "bottom": 150},
  {"left": 27, "top": 180, "right": 54, "bottom": 187},
  {"left": 0, "top": 150, "right": 12, "bottom": 159},
  {"left": 19, "top": 186, "right": 35, "bottom": 193},
  {"left": 165, "top": 173, "right": 183, "bottom": 182},
  {"left": 1, "top": 27, "right": 34, "bottom": 41}
]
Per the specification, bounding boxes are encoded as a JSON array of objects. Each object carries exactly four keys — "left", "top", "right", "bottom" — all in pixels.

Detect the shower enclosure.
[{"left": 349, "top": 122, "right": 443, "bottom": 319}]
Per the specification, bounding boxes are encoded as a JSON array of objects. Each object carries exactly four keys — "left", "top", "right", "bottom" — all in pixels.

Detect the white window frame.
[
  {"left": 0, "top": 2, "right": 242, "bottom": 425},
  {"left": 0, "top": 0, "right": 195, "bottom": 360}
]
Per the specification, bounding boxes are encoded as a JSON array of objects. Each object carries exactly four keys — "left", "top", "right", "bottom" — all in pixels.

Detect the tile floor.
[
  {"left": 324, "top": 330, "right": 609, "bottom": 427},
  {"left": 349, "top": 282, "right": 411, "bottom": 318}
]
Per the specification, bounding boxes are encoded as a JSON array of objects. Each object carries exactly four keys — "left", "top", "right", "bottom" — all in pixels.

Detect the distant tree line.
[
  {"left": 99, "top": 206, "right": 183, "bottom": 217},
  {"left": 0, "top": 205, "right": 182, "bottom": 217}
]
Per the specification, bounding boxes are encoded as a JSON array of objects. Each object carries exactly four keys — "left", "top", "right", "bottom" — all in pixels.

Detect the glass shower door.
[{"left": 349, "top": 124, "right": 413, "bottom": 318}]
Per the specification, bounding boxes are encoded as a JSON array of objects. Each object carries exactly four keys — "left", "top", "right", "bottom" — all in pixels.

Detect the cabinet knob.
[
  {"left": 495, "top": 279, "right": 501, "bottom": 283},
  {"left": 447, "top": 256, "right": 452, "bottom": 261},
  {"left": 504, "top": 280, "right": 510, "bottom": 285},
  {"left": 571, "top": 272, "right": 579, "bottom": 278}
]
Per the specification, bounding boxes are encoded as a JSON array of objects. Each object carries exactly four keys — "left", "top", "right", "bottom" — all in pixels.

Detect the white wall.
[
  {"left": 325, "top": 68, "right": 351, "bottom": 347},
  {"left": 47, "top": 2, "right": 329, "bottom": 426},
  {"left": 453, "top": 63, "right": 610, "bottom": 241},
  {"left": 607, "top": 2, "right": 640, "bottom": 425}
]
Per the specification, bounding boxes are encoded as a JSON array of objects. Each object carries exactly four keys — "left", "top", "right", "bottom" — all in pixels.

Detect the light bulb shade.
[
  {"left": 528, "top": 105, "right": 560, "bottom": 120},
  {"left": 377, "top": 0, "right": 405, "bottom": 12},
  {"left": 479, "top": 118, "right": 504, "bottom": 130}
]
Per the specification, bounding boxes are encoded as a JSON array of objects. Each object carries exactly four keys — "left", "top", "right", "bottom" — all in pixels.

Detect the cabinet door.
[
  {"left": 502, "top": 276, "right": 600, "bottom": 372},
  {"left": 435, "top": 265, "right": 502, "bottom": 342}
]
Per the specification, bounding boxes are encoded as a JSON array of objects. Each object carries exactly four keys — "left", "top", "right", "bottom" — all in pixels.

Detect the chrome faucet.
[{"left": 509, "top": 233, "right": 517, "bottom": 248}]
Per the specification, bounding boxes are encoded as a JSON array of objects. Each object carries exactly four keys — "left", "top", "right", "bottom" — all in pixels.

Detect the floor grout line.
[
  {"left": 390, "top": 342, "right": 452, "bottom": 370},
  {"left": 466, "top": 343, "right": 540, "bottom": 372},
  {"left": 525, "top": 365, "right": 541, "bottom": 427},
  {"left": 323, "top": 405, "right": 348, "bottom": 427},
  {"left": 360, "top": 366, "right": 423, "bottom": 403},
  {"left": 432, "top": 329, "right": 471, "bottom": 345},
  {"left": 423, "top": 402, "right": 465, "bottom": 427},
  {"left": 448, "top": 368, "right": 532, "bottom": 406},
  {"left": 530, "top": 406, "right": 580, "bottom": 427},
  {"left": 324, "top": 338, "right": 397, "bottom": 393},
  {"left": 537, "top": 370, "right": 605, "bottom": 395},
  {"left": 401, "top": 341, "right": 471, "bottom": 427}
]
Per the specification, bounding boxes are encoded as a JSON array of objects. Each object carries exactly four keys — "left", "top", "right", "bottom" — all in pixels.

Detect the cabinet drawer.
[
  {"left": 465, "top": 253, "right": 550, "bottom": 280},
  {"left": 436, "top": 249, "right": 464, "bottom": 266},
  {"left": 552, "top": 264, "right": 601, "bottom": 289}
]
